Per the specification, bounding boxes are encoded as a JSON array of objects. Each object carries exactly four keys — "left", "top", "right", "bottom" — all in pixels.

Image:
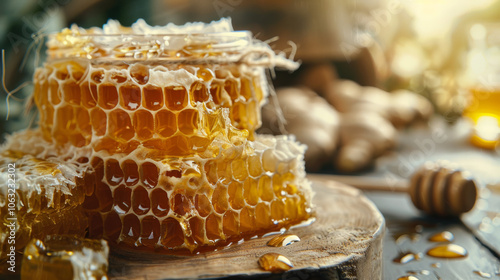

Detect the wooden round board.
[{"left": 108, "top": 179, "right": 385, "bottom": 280}]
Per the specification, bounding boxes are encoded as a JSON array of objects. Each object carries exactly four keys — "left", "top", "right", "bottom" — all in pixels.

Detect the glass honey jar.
[{"left": 463, "top": 23, "right": 500, "bottom": 150}]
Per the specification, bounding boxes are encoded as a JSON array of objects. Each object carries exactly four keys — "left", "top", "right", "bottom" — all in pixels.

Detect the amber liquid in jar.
[{"left": 463, "top": 87, "right": 500, "bottom": 149}]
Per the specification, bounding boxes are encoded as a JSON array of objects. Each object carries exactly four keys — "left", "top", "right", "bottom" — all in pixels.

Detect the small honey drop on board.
[
  {"left": 393, "top": 252, "right": 422, "bottom": 264},
  {"left": 406, "top": 270, "right": 430, "bottom": 276},
  {"left": 258, "top": 253, "right": 293, "bottom": 272},
  {"left": 428, "top": 231, "right": 454, "bottom": 242},
  {"left": 397, "top": 276, "right": 419, "bottom": 280},
  {"left": 473, "top": 270, "right": 492, "bottom": 278},
  {"left": 267, "top": 234, "right": 300, "bottom": 247},
  {"left": 426, "top": 244, "right": 468, "bottom": 259},
  {"left": 394, "top": 233, "right": 421, "bottom": 244},
  {"left": 431, "top": 262, "right": 441, "bottom": 268}
]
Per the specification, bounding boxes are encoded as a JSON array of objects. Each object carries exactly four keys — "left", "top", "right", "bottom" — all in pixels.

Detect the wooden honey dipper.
[{"left": 308, "top": 161, "right": 478, "bottom": 217}]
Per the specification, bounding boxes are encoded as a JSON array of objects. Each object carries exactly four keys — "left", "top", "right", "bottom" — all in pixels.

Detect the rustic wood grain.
[
  {"left": 108, "top": 180, "right": 385, "bottom": 280},
  {"left": 366, "top": 191, "right": 500, "bottom": 280},
  {"left": 461, "top": 184, "right": 500, "bottom": 257}
]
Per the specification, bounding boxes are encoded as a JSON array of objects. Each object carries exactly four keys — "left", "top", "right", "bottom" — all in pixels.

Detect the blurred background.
[{"left": 1, "top": 0, "right": 499, "bottom": 175}]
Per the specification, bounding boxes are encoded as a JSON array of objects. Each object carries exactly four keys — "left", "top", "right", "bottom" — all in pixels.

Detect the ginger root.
[
  {"left": 261, "top": 87, "right": 339, "bottom": 171},
  {"left": 390, "top": 89, "right": 434, "bottom": 127},
  {"left": 324, "top": 80, "right": 432, "bottom": 172},
  {"left": 261, "top": 78, "right": 433, "bottom": 173},
  {"left": 324, "top": 80, "right": 433, "bottom": 127},
  {"left": 335, "top": 111, "right": 397, "bottom": 172}
]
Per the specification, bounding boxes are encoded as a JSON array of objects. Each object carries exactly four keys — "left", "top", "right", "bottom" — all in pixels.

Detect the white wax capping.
[
  {"left": 102, "top": 18, "right": 233, "bottom": 34},
  {"left": 148, "top": 67, "right": 197, "bottom": 88},
  {"left": 255, "top": 135, "right": 306, "bottom": 163}
]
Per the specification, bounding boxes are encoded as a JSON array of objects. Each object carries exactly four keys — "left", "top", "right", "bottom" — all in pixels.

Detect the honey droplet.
[
  {"left": 431, "top": 262, "right": 441, "bottom": 268},
  {"left": 426, "top": 244, "right": 468, "bottom": 259},
  {"left": 406, "top": 270, "right": 430, "bottom": 276},
  {"left": 473, "top": 271, "right": 492, "bottom": 278},
  {"left": 267, "top": 234, "right": 300, "bottom": 247},
  {"left": 393, "top": 251, "right": 422, "bottom": 264},
  {"left": 394, "top": 233, "right": 421, "bottom": 244},
  {"left": 258, "top": 253, "right": 293, "bottom": 272},
  {"left": 397, "top": 276, "right": 419, "bottom": 280},
  {"left": 428, "top": 231, "right": 454, "bottom": 242}
]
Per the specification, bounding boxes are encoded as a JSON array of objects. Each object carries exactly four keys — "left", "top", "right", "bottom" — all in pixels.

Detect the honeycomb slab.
[
  {"left": 85, "top": 134, "right": 311, "bottom": 252},
  {"left": 34, "top": 62, "right": 267, "bottom": 154},
  {"left": 0, "top": 138, "right": 89, "bottom": 259},
  {"left": 0, "top": 18, "right": 312, "bottom": 255}
]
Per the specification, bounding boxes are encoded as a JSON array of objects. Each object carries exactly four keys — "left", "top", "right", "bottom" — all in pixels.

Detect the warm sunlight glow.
[
  {"left": 391, "top": 42, "right": 427, "bottom": 78},
  {"left": 404, "top": 0, "right": 496, "bottom": 43},
  {"left": 475, "top": 115, "right": 500, "bottom": 142}
]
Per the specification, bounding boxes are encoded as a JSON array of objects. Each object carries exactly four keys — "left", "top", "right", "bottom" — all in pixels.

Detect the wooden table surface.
[
  {"left": 342, "top": 118, "right": 500, "bottom": 280},
  {"left": 2, "top": 118, "right": 498, "bottom": 280}
]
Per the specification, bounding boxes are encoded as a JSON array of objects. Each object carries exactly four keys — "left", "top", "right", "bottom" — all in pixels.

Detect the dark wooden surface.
[
  {"left": 349, "top": 118, "right": 500, "bottom": 280},
  {"left": 0, "top": 182, "right": 385, "bottom": 280},
  {"left": 366, "top": 191, "right": 500, "bottom": 280},
  {"left": 2, "top": 118, "right": 498, "bottom": 280}
]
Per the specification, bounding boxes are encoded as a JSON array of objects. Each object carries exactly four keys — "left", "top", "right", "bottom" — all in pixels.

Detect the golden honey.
[
  {"left": 267, "top": 234, "right": 300, "bottom": 247},
  {"left": 0, "top": 19, "right": 310, "bottom": 255},
  {"left": 33, "top": 60, "right": 265, "bottom": 155},
  {"left": 428, "top": 231, "right": 454, "bottom": 242},
  {"left": 83, "top": 134, "right": 312, "bottom": 252},
  {"left": 392, "top": 251, "right": 422, "bottom": 264},
  {"left": 258, "top": 253, "right": 293, "bottom": 272},
  {"left": 397, "top": 276, "right": 419, "bottom": 280},
  {"left": 32, "top": 21, "right": 272, "bottom": 155},
  {"left": 21, "top": 235, "right": 109, "bottom": 280},
  {"left": 463, "top": 88, "right": 500, "bottom": 149},
  {"left": 426, "top": 244, "right": 468, "bottom": 259},
  {"left": 473, "top": 271, "right": 492, "bottom": 278},
  {"left": 0, "top": 145, "right": 89, "bottom": 259}
]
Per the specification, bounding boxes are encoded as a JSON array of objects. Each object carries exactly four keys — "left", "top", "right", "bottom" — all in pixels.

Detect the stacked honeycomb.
[
  {"left": 0, "top": 19, "right": 312, "bottom": 254},
  {"left": 34, "top": 61, "right": 266, "bottom": 155},
  {"left": 84, "top": 134, "right": 311, "bottom": 252}
]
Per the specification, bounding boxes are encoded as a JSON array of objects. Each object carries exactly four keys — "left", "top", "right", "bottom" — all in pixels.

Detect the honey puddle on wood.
[
  {"left": 267, "top": 234, "right": 300, "bottom": 247},
  {"left": 426, "top": 244, "right": 468, "bottom": 258},
  {"left": 428, "top": 231, "right": 454, "bottom": 242},
  {"left": 258, "top": 253, "right": 293, "bottom": 272}
]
